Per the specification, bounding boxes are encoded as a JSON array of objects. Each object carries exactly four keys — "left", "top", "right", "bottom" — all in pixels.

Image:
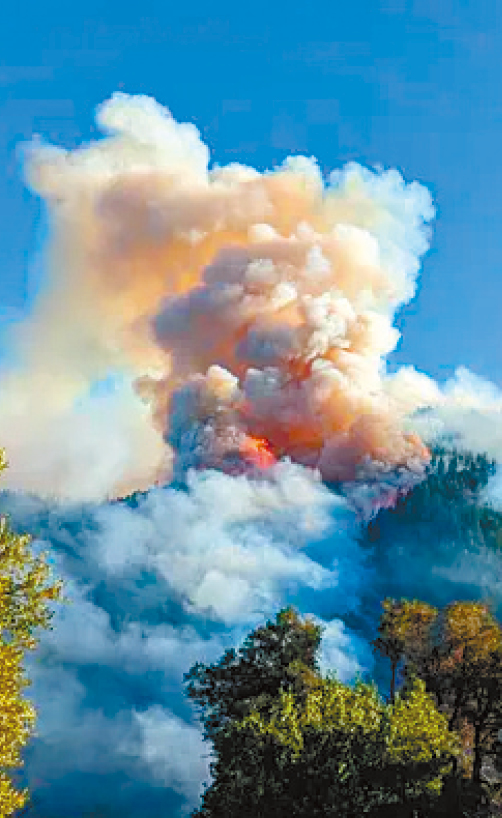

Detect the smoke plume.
[{"left": 0, "top": 92, "right": 440, "bottom": 499}]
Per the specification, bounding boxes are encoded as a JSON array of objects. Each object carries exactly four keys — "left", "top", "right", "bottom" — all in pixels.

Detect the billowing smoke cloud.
[
  {"left": 0, "top": 92, "right": 439, "bottom": 499},
  {"left": 3, "top": 92, "right": 499, "bottom": 501},
  {"left": 2, "top": 93, "right": 502, "bottom": 816}
]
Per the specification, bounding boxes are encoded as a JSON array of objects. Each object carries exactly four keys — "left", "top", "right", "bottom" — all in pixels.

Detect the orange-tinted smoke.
[{"left": 0, "top": 93, "right": 444, "bottom": 500}]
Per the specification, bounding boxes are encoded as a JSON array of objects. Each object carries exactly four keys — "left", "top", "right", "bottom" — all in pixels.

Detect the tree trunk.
[
  {"left": 400, "top": 772, "right": 413, "bottom": 816},
  {"left": 448, "top": 687, "right": 464, "bottom": 732},
  {"left": 472, "top": 723, "right": 483, "bottom": 785},
  {"left": 390, "top": 660, "right": 396, "bottom": 704},
  {"left": 448, "top": 757, "right": 464, "bottom": 815}
]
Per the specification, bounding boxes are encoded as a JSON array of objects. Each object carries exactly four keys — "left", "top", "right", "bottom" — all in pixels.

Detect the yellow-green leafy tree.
[
  {"left": 230, "top": 674, "right": 459, "bottom": 817},
  {"left": 384, "top": 677, "right": 461, "bottom": 813},
  {"left": 0, "top": 448, "right": 65, "bottom": 816},
  {"left": 187, "top": 607, "right": 460, "bottom": 818}
]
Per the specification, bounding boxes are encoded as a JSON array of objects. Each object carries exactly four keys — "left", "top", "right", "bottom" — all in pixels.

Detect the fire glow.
[{"left": 240, "top": 435, "right": 277, "bottom": 471}]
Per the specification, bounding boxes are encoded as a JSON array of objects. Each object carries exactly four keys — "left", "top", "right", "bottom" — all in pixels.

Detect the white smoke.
[{"left": 0, "top": 462, "right": 372, "bottom": 816}]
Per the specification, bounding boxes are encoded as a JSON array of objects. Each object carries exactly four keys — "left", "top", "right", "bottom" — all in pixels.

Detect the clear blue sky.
[{"left": 1, "top": 0, "right": 501, "bottom": 385}]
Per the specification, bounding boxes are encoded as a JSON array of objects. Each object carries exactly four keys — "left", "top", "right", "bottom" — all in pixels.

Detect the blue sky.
[{"left": 1, "top": 0, "right": 501, "bottom": 384}]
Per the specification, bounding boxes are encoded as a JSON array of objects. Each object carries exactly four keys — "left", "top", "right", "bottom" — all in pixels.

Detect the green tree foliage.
[
  {"left": 184, "top": 605, "right": 324, "bottom": 742},
  {"left": 0, "top": 448, "right": 66, "bottom": 816},
  {"left": 385, "top": 678, "right": 461, "bottom": 812},
  {"left": 186, "top": 607, "right": 460, "bottom": 818},
  {"left": 367, "top": 446, "right": 502, "bottom": 553},
  {"left": 403, "top": 447, "right": 496, "bottom": 513}
]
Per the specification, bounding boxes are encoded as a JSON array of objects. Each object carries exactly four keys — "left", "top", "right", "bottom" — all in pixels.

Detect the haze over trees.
[{"left": 366, "top": 448, "right": 502, "bottom": 554}]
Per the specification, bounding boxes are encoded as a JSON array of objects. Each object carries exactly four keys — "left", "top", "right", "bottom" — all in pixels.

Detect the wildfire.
[{"left": 240, "top": 435, "right": 276, "bottom": 470}]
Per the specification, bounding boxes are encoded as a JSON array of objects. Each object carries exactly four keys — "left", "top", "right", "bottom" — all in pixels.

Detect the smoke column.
[
  {"left": 1, "top": 94, "right": 502, "bottom": 816},
  {"left": 0, "top": 92, "right": 439, "bottom": 499}
]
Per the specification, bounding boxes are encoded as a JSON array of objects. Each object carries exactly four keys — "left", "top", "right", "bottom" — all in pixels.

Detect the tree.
[
  {"left": 186, "top": 607, "right": 460, "bottom": 818},
  {"left": 366, "top": 446, "right": 502, "bottom": 555},
  {"left": 183, "top": 605, "right": 324, "bottom": 742},
  {"left": 439, "top": 602, "right": 502, "bottom": 788},
  {"left": 384, "top": 677, "right": 461, "bottom": 815},
  {"left": 190, "top": 675, "right": 386, "bottom": 818},
  {"left": 374, "top": 596, "right": 502, "bottom": 814},
  {"left": 0, "top": 448, "right": 66, "bottom": 816},
  {"left": 372, "top": 597, "right": 438, "bottom": 704},
  {"left": 229, "top": 674, "right": 459, "bottom": 818}
]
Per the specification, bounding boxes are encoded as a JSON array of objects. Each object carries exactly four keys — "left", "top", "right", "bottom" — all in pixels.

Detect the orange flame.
[{"left": 241, "top": 436, "right": 276, "bottom": 470}]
